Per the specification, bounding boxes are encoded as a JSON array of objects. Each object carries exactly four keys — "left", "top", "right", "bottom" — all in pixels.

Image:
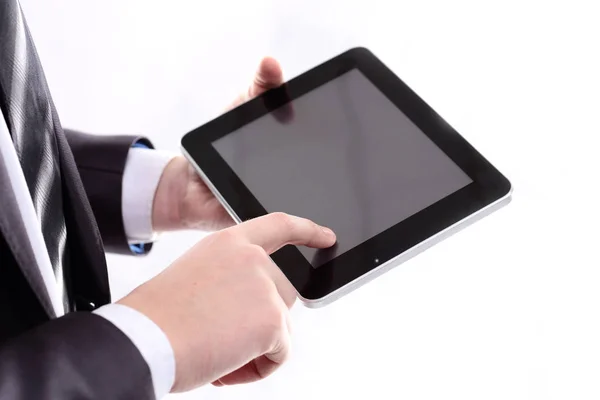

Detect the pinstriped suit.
[{"left": 0, "top": 0, "right": 157, "bottom": 397}]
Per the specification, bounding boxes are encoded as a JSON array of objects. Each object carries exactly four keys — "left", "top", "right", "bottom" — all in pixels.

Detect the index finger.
[{"left": 232, "top": 212, "right": 336, "bottom": 254}]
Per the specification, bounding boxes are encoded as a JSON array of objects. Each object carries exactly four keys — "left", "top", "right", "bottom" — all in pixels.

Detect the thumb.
[{"left": 248, "top": 56, "right": 284, "bottom": 98}]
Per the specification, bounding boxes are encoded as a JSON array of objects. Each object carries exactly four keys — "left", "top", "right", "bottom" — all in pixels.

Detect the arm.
[
  {"left": 63, "top": 129, "right": 173, "bottom": 255},
  {"left": 64, "top": 57, "right": 284, "bottom": 253},
  {"left": 63, "top": 129, "right": 148, "bottom": 254},
  {"left": 0, "top": 312, "right": 155, "bottom": 399},
  {"left": 0, "top": 213, "right": 336, "bottom": 398}
]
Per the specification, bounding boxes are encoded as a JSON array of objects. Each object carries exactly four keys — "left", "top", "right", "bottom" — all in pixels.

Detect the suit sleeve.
[
  {"left": 63, "top": 129, "right": 153, "bottom": 255},
  {"left": 0, "top": 312, "right": 155, "bottom": 400}
]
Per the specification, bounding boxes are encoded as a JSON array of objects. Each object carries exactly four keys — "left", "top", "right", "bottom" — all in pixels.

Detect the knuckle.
[
  {"left": 216, "top": 228, "right": 238, "bottom": 243},
  {"left": 273, "top": 212, "right": 300, "bottom": 238},
  {"left": 243, "top": 244, "right": 268, "bottom": 263},
  {"left": 271, "top": 212, "right": 293, "bottom": 228}
]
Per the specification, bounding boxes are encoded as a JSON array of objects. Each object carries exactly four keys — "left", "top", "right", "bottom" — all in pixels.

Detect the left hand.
[{"left": 151, "top": 57, "right": 284, "bottom": 232}]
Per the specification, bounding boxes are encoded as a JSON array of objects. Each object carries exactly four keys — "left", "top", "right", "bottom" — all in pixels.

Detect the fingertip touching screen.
[{"left": 212, "top": 69, "right": 473, "bottom": 268}]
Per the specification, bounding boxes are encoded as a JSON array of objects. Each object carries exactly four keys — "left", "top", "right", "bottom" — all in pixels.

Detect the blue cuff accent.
[
  {"left": 132, "top": 141, "right": 151, "bottom": 149},
  {"left": 129, "top": 243, "right": 150, "bottom": 255}
]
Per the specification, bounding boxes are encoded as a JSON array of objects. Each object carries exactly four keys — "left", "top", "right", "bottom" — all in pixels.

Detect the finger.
[
  {"left": 233, "top": 213, "right": 336, "bottom": 254},
  {"left": 213, "top": 317, "right": 291, "bottom": 385},
  {"left": 249, "top": 56, "right": 284, "bottom": 98},
  {"left": 214, "top": 356, "right": 279, "bottom": 385}
]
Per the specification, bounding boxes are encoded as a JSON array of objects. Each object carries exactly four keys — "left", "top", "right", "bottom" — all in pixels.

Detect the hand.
[
  {"left": 152, "top": 57, "right": 285, "bottom": 232},
  {"left": 118, "top": 213, "right": 337, "bottom": 392}
]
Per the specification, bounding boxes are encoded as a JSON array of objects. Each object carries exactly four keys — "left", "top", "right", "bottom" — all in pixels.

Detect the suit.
[
  {"left": 0, "top": 1, "right": 173, "bottom": 397},
  {"left": 0, "top": 126, "right": 158, "bottom": 398}
]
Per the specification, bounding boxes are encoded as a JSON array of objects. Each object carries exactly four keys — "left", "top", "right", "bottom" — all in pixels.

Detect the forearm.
[
  {"left": 63, "top": 129, "right": 174, "bottom": 255},
  {"left": 64, "top": 129, "right": 149, "bottom": 254}
]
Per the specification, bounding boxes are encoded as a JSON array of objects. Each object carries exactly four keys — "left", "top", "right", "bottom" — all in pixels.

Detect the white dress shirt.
[{"left": 0, "top": 112, "right": 176, "bottom": 399}]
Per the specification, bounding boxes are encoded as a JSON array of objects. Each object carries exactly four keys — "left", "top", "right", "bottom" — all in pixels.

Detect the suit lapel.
[
  {"left": 0, "top": 106, "right": 111, "bottom": 317},
  {"left": 54, "top": 124, "right": 112, "bottom": 308},
  {"left": 0, "top": 0, "right": 109, "bottom": 314},
  {"left": 0, "top": 147, "right": 56, "bottom": 318}
]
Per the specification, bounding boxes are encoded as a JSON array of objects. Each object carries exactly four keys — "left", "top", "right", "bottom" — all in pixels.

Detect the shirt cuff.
[
  {"left": 93, "top": 303, "right": 175, "bottom": 399},
  {"left": 122, "top": 147, "right": 177, "bottom": 243}
]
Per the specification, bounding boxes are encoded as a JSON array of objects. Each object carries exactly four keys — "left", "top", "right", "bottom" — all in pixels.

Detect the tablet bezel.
[{"left": 181, "top": 47, "right": 511, "bottom": 301}]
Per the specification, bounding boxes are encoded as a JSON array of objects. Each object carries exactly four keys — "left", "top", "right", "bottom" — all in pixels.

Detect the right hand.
[{"left": 118, "top": 212, "right": 337, "bottom": 392}]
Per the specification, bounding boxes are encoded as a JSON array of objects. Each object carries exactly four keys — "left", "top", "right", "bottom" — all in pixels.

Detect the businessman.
[{"left": 0, "top": 1, "right": 337, "bottom": 398}]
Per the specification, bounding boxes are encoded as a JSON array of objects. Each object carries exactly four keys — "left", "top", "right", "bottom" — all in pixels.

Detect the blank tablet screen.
[{"left": 213, "top": 69, "right": 472, "bottom": 268}]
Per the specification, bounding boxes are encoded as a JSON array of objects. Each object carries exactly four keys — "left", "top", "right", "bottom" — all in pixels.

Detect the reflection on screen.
[{"left": 213, "top": 69, "right": 472, "bottom": 268}]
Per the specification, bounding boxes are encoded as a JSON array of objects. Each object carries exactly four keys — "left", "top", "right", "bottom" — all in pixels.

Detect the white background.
[{"left": 21, "top": 0, "right": 600, "bottom": 399}]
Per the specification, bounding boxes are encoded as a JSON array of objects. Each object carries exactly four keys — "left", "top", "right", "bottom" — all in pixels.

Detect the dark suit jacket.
[{"left": 0, "top": 128, "right": 157, "bottom": 399}]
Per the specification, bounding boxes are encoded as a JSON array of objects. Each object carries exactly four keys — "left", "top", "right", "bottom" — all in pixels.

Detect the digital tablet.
[{"left": 181, "top": 47, "right": 512, "bottom": 308}]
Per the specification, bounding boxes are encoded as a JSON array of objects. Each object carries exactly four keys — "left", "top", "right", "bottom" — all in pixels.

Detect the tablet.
[{"left": 181, "top": 47, "right": 512, "bottom": 308}]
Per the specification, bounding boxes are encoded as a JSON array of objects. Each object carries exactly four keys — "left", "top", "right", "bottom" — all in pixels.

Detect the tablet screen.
[{"left": 213, "top": 69, "right": 472, "bottom": 268}]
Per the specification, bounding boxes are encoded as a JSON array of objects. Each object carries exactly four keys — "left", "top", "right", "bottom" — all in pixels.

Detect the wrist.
[{"left": 152, "top": 156, "right": 189, "bottom": 232}]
